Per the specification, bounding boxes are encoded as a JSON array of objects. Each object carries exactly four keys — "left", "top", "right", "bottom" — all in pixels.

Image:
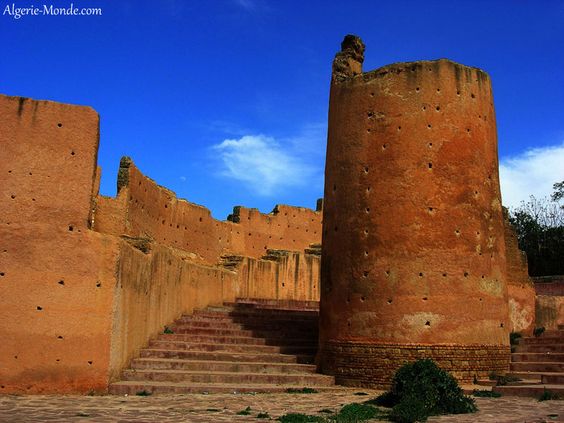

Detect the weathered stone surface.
[{"left": 319, "top": 36, "right": 511, "bottom": 386}]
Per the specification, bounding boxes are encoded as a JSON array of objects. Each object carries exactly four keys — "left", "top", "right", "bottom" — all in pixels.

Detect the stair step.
[
  {"left": 507, "top": 372, "right": 543, "bottom": 382},
  {"left": 519, "top": 337, "right": 564, "bottom": 345},
  {"left": 171, "top": 327, "right": 317, "bottom": 338},
  {"left": 202, "top": 307, "right": 319, "bottom": 319},
  {"left": 121, "top": 369, "right": 334, "bottom": 385},
  {"left": 225, "top": 298, "right": 319, "bottom": 310},
  {"left": 131, "top": 358, "right": 317, "bottom": 374},
  {"left": 512, "top": 352, "right": 564, "bottom": 362},
  {"left": 139, "top": 349, "right": 315, "bottom": 364},
  {"left": 542, "top": 373, "right": 564, "bottom": 384},
  {"left": 510, "top": 362, "right": 564, "bottom": 373},
  {"left": 156, "top": 333, "right": 316, "bottom": 347},
  {"left": 148, "top": 340, "right": 316, "bottom": 354},
  {"left": 173, "top": 320, "right": 317, "bottom": 332},
  {"left": 493, "top": 384, "right": 564, "bottom": 397},
  {"left": 514, "top": 344, "right": 564, "bottom": 353},
  {"left": 109, "top": 380, "right": 338, "bottom": 395}
]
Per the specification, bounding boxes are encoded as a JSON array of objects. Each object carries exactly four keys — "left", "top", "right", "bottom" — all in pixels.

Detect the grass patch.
[
  {"left": 237, "top": 406, "right": 252, "bottom": 415},
  {"left": 135, "top": 390, "right": 151, "bottom": 396},
  {"left": 539, "top": 389, "right": 560, "bottom": 401},
  {"left": 285, "top": 387, "right": 318, "bottom": 394},
  {"left": 163, "top": 326, "right": 174, "bottom": 334},
  {"left": 257, "top": 411, "right": 270, "bottom": 419},
  {"left": 278, "top": 413, "right": 325, "bottom": 423},
  {"left": 336, "top": 403, "right": 383, "bottom": 421},
  {"left": 473, "top": 390, "right": 502, "bottom": 398}
]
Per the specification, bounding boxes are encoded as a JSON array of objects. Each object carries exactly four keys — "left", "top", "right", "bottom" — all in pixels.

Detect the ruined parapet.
[
  {"left": 503, "top": 208, "right": 535, "bottom": 335},
  {"left": 319, "top": 36, "right": 510, "bottom": 387}
]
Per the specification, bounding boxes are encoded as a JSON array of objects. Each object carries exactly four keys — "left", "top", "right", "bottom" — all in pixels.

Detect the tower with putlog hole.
[{"left": 318, "top": 35, "right": 511, "bottom": 387}]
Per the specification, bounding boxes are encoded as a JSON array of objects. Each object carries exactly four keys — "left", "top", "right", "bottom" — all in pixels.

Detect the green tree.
[{"left": 509, "top": 181, "right": 564, "bottom": 276}]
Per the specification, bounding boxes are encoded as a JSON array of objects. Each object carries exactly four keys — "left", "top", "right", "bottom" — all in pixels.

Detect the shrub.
[
  {"left": 533, "top": 327, "right": 545, "bottom": 337},
  {"left": 510, "top": 332, "right": 522, "bottom": 345},
  {"left": 373, "top": 359, "right": 477, "bottom": 422},
  {"left": 473, "top": 390, "right": 502, "bottom": 398},
  {"left": 278, "top": 413, "right": 325, "bottom": 423},
  {"left": 163, "top": 326, "right": 174, "bottom": 334},
  {"left": 539, "top": 389, "right": 560, "bottom": 401},
  {"left": 336, "top": 403, "right": 380, "bottom": 421},
  {"left": 236, "top": 406, "right": 252, "bottom": 415}
]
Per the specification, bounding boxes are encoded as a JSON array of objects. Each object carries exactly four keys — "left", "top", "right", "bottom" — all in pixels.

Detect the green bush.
[
  {"left": 473, "top": 390, "right": 502, "bottom": 398},
  {"left": 278, "top": 413, "right": 325, "bottom": 423},
  {"left": 336, "top": 403, "right": 380, "bottom": 422},
  {"left": 539, "top": 388, "right": 560, "bottom": 401},
  {"left": 533, "top": 327, "right": 546, "bottom": 337},
  {"left": 373, "top": 359, "right": 477, "bottom": 422},
  {"left": 510, "top": 332, "right": 522, "bottom": 345}
]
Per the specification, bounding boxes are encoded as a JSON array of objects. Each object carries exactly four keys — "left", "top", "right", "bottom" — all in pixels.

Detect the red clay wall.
[
  {"left": 533, "top": 276, "right": 564, "bottom": 330},
  {"left": 0, "top": 94, "right": 121, "bottom": 394},
  {"left": 94, "top": 158, "right": 322, "bottom": 265},
  {"left": 503, "top": 212, "right": 535, "bottom": 335},
  {"left": 319, "top": 37, "right": 510, "bottom": 388}
]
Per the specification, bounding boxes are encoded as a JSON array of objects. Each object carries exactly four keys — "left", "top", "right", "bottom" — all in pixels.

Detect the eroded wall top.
[{"left": 94, "top": 158, "right": 322, "bottom": 264}]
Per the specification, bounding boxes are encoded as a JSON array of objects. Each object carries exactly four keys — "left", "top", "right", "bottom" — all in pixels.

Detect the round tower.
[{"left": 319, "top": 35, "right": 510, "bottom": 387}]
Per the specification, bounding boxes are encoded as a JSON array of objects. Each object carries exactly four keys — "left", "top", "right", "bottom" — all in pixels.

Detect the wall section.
[{"left": 0, "top": 94, "right": 120, "bottom": 393}]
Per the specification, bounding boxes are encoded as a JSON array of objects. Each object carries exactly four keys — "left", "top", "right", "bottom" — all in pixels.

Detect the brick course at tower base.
[{"left": 319, "top": 341, "right": 511, "bottom": 388}]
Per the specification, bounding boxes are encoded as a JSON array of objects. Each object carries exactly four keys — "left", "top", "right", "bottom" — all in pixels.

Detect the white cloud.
[
  {"left": 212, "top": 134, "right": 319, "bottom": 196},
  {"left": 179, "top": 176, "right": 187, "bottom": 182},
  {"left": 499, "top": 142, "right": 564, "bottom": 210}
]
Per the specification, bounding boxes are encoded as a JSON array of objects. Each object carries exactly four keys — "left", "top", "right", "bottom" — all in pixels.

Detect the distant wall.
[
  {"left": 109, "top": 243, "right": 320, "bottom": 379},
  {"left": 94, "top": 158, "right": 322, "bottom": 265},
  {"left": 534, "top": 275, "right": 564, "bottom": 296},
  {"left": 0, "top": 94, "right": 121, "bottom": 394},
  {"left": 534, "top": 276, "right": 564, "bottom": 330},
  {"left": 504, "top": 213, "right": 535, "bottom": 335},
  {"left": 108, "top": 242, "right": 239, "bottom": 378}
]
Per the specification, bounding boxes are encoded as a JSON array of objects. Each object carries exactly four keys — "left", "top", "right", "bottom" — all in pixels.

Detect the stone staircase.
[
  {"left": 493, "top": 325, "right": 564, "bottom": 397},
  {"left": 109, "top": 299, "right": 336, "bottom": 395}
]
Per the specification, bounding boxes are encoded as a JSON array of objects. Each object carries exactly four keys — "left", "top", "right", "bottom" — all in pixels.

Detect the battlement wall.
[{"left": 94, "top": 158, "right": 322, "bottom": 264}]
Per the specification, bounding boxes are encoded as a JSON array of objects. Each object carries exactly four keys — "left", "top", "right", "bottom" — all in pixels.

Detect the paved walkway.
[{"left": 1, "top": 389, "right": 563, "bottom": 422}]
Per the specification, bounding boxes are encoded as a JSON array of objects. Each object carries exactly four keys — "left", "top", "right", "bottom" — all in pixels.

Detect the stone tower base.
[{"left": 319, "top": 341, "right": 510, "bottom": 388}]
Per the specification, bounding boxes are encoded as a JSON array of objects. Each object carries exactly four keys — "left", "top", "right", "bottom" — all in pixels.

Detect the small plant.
[
  {"left": 336, "top": 403, "right": 381, "bottom": 421},
  {"left": 135, "top": 390, "right": 151, "bottom": 396},
  {"left": 539, "top": 388, "right": 560, "bottom": 401},
  {"left": 237, "top": 406, "right": 252, "bottom": 415},
  {"left": 163, "top": 326, "right": 174, "bottom": 334},
  {"left": 285, "top": 387, "right": 318, "bottom": 394},
  {"left": 278, "top": 413, "right": 325, "bottom": 423},
  {"left": 256, "top": 411, "right": 270, "bottom": 419},
  {"left": 488, "top": 373, "right": 521, "bottom": 386},
  {"left": 510, "top": 332, "right": 522, "bottom": 351},
  {"left": 534, "top": 327, "right": 546, "bottom": 337},
  {"left": 473, "top": 390, "right": 502, "bottom": 398},
  {"left": 372, "top": 359, "right": 477, "bottom": 422}
]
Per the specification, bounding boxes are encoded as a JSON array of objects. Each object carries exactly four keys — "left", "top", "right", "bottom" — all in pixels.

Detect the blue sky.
[{"left": 2, "top": 0, "right": 563, "bottom": 218}]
